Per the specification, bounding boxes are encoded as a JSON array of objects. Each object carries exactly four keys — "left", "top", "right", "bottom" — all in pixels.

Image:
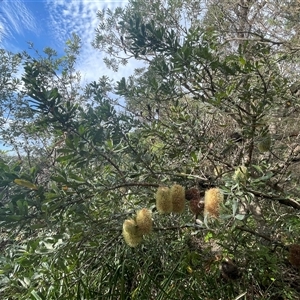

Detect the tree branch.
[{"left": 247, "top": 188, "right": 300, "bottom": 210}]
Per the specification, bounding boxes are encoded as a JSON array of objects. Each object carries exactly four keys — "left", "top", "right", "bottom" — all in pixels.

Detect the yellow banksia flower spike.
[
  {"left": 170, "top": 184, "right": 185, "bottom": 214},
  {"left": 156, "top": 186, "right": 173, "bottom": 213},
  {"left": 123, "top": 219, "right": 138, "bottom": 235},
  {"left": 204, "top": 187, "right": 224, "bottom": 218},
  {"left": 136, "top": 208, "right": 153, "bottom": 235},
  {"left": 122, "top": 219, "right": 142, "bottom": 247}
]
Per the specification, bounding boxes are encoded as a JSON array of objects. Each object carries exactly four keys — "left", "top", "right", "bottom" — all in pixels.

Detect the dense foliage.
[{"left": 1, "top": 0, "right": 300, "bottom": 299}]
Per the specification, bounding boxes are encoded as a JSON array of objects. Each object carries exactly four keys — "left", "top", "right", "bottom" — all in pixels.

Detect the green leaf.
[
  {"left": 235, "top": 214, "right": 246, "bottom": 220},
  {"left": 190, "top": 151, "right": 198, "bottom": 162},
  {"left": 204, "top": 232, "right": 213, "bottom": 242},
  {"left": 30, "top": 223, "right": 47, "bottom": 229},
  {"left": 239, "top": 56, "right": 246, "bottom": 66},
  {"left": 232, "top": 200, "right": 238, "bottom": 215},
  {"left": 14, "top": 179, "right": 38, "bottom": 190},
  {"left": 31, "top": 290, "right": 43, "bottom": 300},
  {"left": 106, "top": 139, "right": 114, "bottom": 149},
  {"left": 0, "top": 215, "right": 23, "bottom": 221}
]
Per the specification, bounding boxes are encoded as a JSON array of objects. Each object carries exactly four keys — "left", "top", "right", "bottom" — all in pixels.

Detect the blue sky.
[
  {"left": 0, "top": 0, "right": 132, "bottom": 82},
  {"left": 0, "top": 0, "right": 135, "bottom": 152}
]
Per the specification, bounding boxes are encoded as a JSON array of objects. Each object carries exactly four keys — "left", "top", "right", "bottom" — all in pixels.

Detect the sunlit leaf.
[{"left": 14, "top": 179, "right": 38, "bottom": 190}]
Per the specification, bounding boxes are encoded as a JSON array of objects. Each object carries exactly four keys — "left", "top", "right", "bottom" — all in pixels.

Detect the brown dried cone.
[
  {"left": 204, "top": 187, "right": 224, "bottom": 218},
  {"left": 136, "top": 208, "right": 153, "bottom": 235},
  {"left": 156, "top": 186, "right": 172, "bottom": 213},
  {"left": 186, "top": 188, "right": 204, "bottom": 218},
  {"left": 190, "top": 197, "right": 205, "bottom": 219},
  {"left": 122, "top": 219, "right": 143, "bottom": 247},
  {"left": 170, "top": 184, "right": 185, "bottom": 213},
  {"left": 185, "top": 187, "right": 200, "bottom": 200},
  {"left": 220, "top": 258, "right": 240, "bottom": 280},
  {"left": 288, "top": 244, "right": 300, "bottom": 268}
]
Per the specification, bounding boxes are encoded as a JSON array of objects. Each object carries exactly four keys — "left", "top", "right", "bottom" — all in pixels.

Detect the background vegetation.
[{"left": 1, "top": 0, "right": 300, "bottom": 299}]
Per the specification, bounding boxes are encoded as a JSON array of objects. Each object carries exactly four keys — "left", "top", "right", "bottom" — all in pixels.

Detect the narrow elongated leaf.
[{"left": 14, "top": 179, "right": 38, "bottom": 190}]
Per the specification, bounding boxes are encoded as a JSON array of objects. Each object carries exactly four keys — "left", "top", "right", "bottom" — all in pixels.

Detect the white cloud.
[
  {"left": 0, "top": 0, "right": 38, "bottom": 44},
  {"left": 45, "top": 0, "right": 139, "bottom": 84}
]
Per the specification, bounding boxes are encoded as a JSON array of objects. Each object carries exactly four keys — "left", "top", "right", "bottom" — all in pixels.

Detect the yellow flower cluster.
[
  {"left": 155, "top": 184, "right": 185, "bottom": 214},
  {"left": 122, "top": 219, "right": 142, "bottom": 247},
  {"left": 156, "top": 186, "right": 173, "bottom": 213},
  {"left": 123, "top": 185, "right": 225, "bottom": 247},
  {"left": 204, "top": 187, "right": 224, "bottom": 218},
  {"left": 156, "top": 184, "right": 224, "bottom": 218},
  {"left": 122, "top": 208, "right": 153, "bottom": 247}
]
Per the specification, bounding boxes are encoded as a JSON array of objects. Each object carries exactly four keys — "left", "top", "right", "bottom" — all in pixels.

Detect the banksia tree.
[
  {"left": 122, "top": 219, "right": 143, "bottom": 247},
  {"left": 156, "top": 186, "right": 172, "bottom": 213},
  {"left": 204, "top": 187, "right": 224, "bottom": 218},
  {"left": 170, "top": 184, "right": 185, "bottom": 213},
  {"left": 136, "top": 208, "right": 153, "bottom": 235}
]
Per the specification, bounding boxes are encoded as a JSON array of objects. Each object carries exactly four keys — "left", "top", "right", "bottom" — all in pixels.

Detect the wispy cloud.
[
  {"left": 46, "top": 0, "right": 135, "bottom": 84},
  {"left": 0, "top": 0, "right": 38, "bottom": 45}
]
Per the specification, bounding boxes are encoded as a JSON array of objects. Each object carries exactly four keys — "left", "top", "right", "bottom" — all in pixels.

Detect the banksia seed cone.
[
  {"left": 190, "top": 197, "right": 205, "bottom": 217},
  {"left": 185, "top": 187, "right": 200, "bottom": 200},
  {"left": 156, "top": 186, "right": 172, "bottom": 213},
  {"left": 136, "top": 208, "right": 153, "bottom": 235},
  {"left": 170, "top": 184, "right": 185, "bottom": 213},
  {"left": 232, "top": 166, "right": 248, "bottom": 183},
  {"left": 220, "top": 258, "right": 240, "bottom": 280},
  {"left": 204, "top": 187, "right": 223, "bottom": 218},
  {"left": 288, "top": 244, "right": 300, "bottom": 268},
  {"left": 186, "top": 188, "right": 204, "bottom": 216},
  {"left": 122, "top": 219, "right": 142, "bottom": 247}
]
